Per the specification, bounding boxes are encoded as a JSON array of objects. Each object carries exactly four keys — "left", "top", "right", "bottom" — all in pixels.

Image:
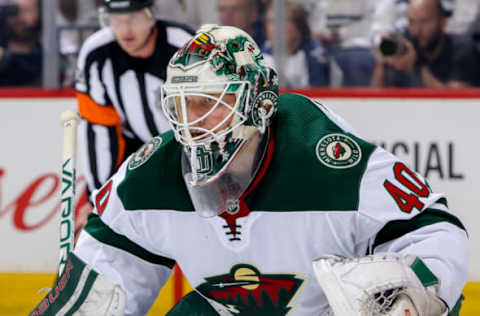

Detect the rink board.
[{"left": 0, "top": 89, "right": 478, "bottom": 314}]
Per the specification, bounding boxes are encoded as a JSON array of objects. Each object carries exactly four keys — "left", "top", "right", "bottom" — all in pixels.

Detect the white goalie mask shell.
[
  {"left": 159, "top": 24, "right": 279, "bottom": 217},
  {"left": 161, "top": 25, "right": 278, "bottom": 180}
]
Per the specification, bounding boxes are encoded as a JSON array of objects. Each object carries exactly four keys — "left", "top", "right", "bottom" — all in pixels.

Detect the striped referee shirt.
[{"left": 76, "top": 20, "right": 193, "bottom": 196}]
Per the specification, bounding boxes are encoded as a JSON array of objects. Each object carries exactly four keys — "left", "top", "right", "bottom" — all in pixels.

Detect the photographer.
[
  {"left": 0, "top": 0, "right": 41, "bottom": 86},
  {"left": 370, "top": 0, "right": 479, "bottom": 88}
]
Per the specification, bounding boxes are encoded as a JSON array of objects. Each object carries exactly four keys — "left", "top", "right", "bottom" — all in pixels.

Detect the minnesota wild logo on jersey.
[
  {"left": 128, "top": 136, "right": 162, "bottom": 170},
  {"left": 315, "top": 133, "right": 361, "bottom": 169},
  {"left": 196, "top": 264, "right": 305, "bottom": 315}
]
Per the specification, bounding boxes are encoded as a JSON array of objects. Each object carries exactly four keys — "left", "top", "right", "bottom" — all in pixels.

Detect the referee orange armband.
[{"left": 77, "top": 92, "right": 121, "bottom": 126}]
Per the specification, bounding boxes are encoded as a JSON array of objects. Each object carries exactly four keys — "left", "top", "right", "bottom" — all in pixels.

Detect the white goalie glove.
[{"left": 312, "top": 253, "right": 447, "bottom": 316}]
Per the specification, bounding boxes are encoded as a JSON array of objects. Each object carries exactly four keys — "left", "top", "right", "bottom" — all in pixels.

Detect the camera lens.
[{"left": 379, "top": 38, "right": 398, "bottom": 56}]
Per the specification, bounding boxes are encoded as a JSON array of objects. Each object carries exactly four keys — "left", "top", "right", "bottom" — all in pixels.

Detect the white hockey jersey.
[{"left": 72, "top": 93, "right": 468, "bottom": 315}]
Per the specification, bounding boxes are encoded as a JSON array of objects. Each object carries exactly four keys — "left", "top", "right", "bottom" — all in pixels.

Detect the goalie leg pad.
[{"left": 30, "top": 252, "right": 126, "bottom": 316}]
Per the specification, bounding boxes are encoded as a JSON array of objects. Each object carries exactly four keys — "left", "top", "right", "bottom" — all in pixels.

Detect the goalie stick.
[
  {"left": 30, "top": 110, "right": 127, "bottom": 315},
  {"left": 59, "top": 110, "right": 81, "bottom": 276}
]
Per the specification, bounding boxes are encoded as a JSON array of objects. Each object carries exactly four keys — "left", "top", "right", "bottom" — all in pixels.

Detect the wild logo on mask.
[
  {"left": 172, "top": 33, "right": 218, "bottom": 69},
  {"left": 196, "top": 264, "right": 305, "bottom": 315}
]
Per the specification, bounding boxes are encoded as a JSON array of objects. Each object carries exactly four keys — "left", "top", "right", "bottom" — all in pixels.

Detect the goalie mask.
[{"left": 160, "top": 24, "right": 279, "bottom": 217}]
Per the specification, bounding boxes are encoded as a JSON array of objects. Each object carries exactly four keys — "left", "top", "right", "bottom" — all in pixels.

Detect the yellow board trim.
[
  {"left": 0, "top": 273, "right": 476, "bottom": 315},
  {"left": 0, "top": 273, "right": 192, "bottom": 316}
]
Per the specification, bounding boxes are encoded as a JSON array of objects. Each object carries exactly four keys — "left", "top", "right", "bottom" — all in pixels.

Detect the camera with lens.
[{"left": 378, "top": 34, "right": 408, "bottom": 57}]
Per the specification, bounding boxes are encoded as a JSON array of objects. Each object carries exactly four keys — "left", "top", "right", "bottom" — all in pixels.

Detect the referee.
[{"left": 76, "top": 0, "right": 194, "bottom": 201}]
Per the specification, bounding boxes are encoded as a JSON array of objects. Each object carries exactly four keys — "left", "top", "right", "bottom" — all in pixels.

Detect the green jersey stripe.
[
  {"left": 64, "top": 270, "right": 99, "bottom": 315},
  {"left": 436, "top": 197, "right": 448, "bottom": 208},
  {"left": 85, "top": 213, "right": 176, "bottom": 268},
  {"left": 373, "top": 208, "right": 466, "bottom": 251},
  {"left": 30, "top": 253, "right": 88, "bottom": 315},
  {"left": 410, "top": 257, "right": 439, "bottom": 287},
  {"left": 449, "top": 295, "right": 464, "bottom": 316}
]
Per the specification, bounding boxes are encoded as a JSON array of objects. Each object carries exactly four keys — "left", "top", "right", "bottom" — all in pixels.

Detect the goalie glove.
[{"left": 312, "top": 253, "right": 447, "bottom": 316}]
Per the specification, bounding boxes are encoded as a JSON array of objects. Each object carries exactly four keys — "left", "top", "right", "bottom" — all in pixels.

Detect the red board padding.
[
  {"left": 1, "top": 87, "right": 480, "bottom": 99},
  {"left": 281, "top": 88, "right": 480, "bottom": 99},
  {"left": 0, "top": 88, "right": 76, "bottom": 98}
]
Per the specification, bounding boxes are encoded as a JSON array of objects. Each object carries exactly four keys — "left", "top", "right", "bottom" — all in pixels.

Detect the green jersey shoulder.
[
  {"left": 246, "top": 93, "right": 377, "bottom": 212},
  {"left": 117, "top": 131, "right": 194, "bottom": 212},
  {"left": 117, "top": 94, "right": 377, "bottom": 212}
]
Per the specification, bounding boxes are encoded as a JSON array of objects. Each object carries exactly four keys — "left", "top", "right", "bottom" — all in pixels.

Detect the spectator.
[
  {"left": 371, "top": 0, "right": 479, "bottom": 88},
  {"left": 473, "top": 17, "right": 480, "bottom": 49},
  {"left": 57, "top": 0, "right": 99, "bottom": 87},
  {"left": 153, "top": 0, "right": 219, "bottom": 30},
  {"left": 0, "top": 0, "right": 41, "bottom": 86},
  {"left": 298, "top": 0, "right": 377, "bottom": 50},
  {"left": 263, "top": 1, "right": 341, "bottom": 88},
  {"left": 445, "top": 0, "right": 480, "bottom": 35},
  {"left": 289, "top": 0, "right": 377, "bottom": 86},
  {"left": 371, "top": 0, "right": 480, "bottom": 38},
  {"left": 371, "top": 0, "right": 410, "bottom": 40},
  {"left": 217, "top": 0, "right": 266, "bottom": 47}
]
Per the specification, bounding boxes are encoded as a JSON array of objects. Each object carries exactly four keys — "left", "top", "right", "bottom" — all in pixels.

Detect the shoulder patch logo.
[
  {"left": 128, "top": 136, "right": 162, "bottom": 170},
  {"left": 316, "top": 133, "right": 361, "bottom": 169}
]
